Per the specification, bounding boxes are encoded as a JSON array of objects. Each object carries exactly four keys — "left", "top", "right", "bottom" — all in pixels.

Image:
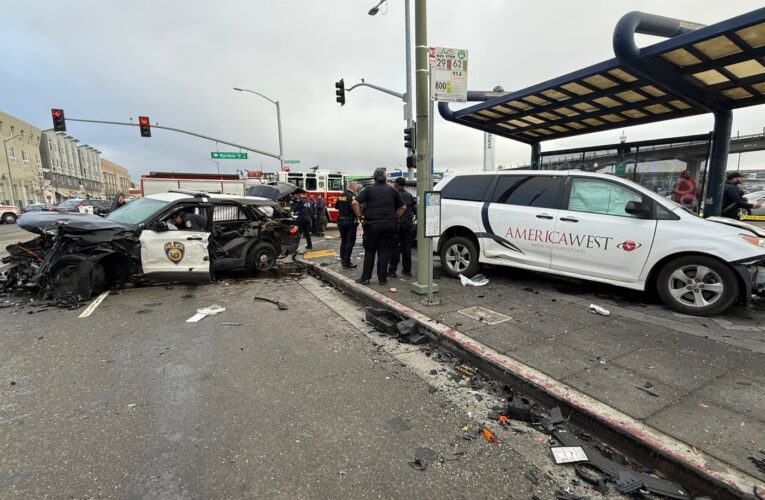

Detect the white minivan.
[{"left": 434, "top": 170, "right": 765, "bottom": 316}]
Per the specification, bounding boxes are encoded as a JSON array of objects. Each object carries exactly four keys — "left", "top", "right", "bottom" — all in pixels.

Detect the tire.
[
  {"left": 656, "top": 255, "right": 739, "bottom": 316},
  {"left": 247, "top": 242, "right": 279, "bottom": 272},
  {"left": 2, "top": 212, "right": 17, "bottom": 224},
  {"left": 439, "top": 235, "right": 479, "bottom": 278}
]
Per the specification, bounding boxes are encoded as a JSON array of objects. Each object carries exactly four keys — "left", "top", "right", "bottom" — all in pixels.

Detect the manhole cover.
[{"left": 458, "top": 306, "right": 511, "bottom": 325}]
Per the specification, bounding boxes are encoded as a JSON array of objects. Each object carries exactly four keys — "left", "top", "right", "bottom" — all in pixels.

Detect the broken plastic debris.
[
  {"left": 551, "top": 446, "right": 588, "bottom": 464},
  {"left": 459, "top": 273, "right": 489, "bottom": 287},
  {"left": 589, "top": 304, "right": 610, "bottom": 316},
  {"left": 186, "top": 304, "right": 226, "bottom": 323},
  {"left": 481, "top": 427, "right": 500, "bottom": 444}
]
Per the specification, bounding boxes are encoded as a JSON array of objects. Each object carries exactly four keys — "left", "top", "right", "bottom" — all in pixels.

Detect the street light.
[
  {"left": 368, "top": 0, "right": 414, "bottom": 179},
  {"left": 233, "top": 87, "right": 284, "bottom": 164},
  {"left": 206, "top": 158, "right": 220, "bottom": 175}
]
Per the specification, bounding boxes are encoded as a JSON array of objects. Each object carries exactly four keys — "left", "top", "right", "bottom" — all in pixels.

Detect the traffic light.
[
  {"left": 51, "top": 109, "right": 66, "bottom": 132},
  {"left": 406, "top": 155, "right": 416, "bottom": 170},
  {"left": 404, "top": 126, "right": 416, "bottom": 150},
  {"left": 138, "top": 116, "right": 151, "bottom": 137},
  {"left": 335, "top": 79, "right": 345, "bottom": 106}
]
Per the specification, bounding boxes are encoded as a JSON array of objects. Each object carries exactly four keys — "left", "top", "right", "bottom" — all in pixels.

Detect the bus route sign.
[{"left": 428, "top": 47, "right": 468, "bottom": 103}]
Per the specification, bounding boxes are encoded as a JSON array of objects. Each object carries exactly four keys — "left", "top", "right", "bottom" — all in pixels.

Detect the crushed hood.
[
  {"left": 708, "top": 216, "right": 765, "bottom": 237},
  {"left": 246, "top": 182, "right": 304, "bottom": 201},
  {"left": 17, "top": 211, "right": 129, "bottom": 235}
]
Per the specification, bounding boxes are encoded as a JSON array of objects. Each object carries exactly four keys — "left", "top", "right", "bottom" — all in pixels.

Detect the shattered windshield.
[{"left": 106, "top": 197, "right": 171, "bottom": 226}]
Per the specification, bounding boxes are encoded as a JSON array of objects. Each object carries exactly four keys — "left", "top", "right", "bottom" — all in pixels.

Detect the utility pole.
[
  {"left": 411, "top": 0, "right": 436, "bottom": 295},
  {"left": 404, "top": 0, "right": 414, "bottom": 179}
]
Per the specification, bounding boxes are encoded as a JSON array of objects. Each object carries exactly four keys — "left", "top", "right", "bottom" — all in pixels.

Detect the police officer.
[
  {"left": 172, "top": 210, "right": 207, "bottom": 231},
  {"left": 722, "top": 171, "right": 762, "bottom": 219},
  {"left": 336, "top": 182, "right": 359, "bottom": 268},
  {"left": 388, "top": 177, "right": 416, "bottom": 278},
  {"left": 291, "top": 193, "right": 313, "bottom": 250},
  {"left": 352, "top": 168, "right": 405, "bottom": 285},
  {"left": 316, "top": 196, "right": 328, "bottom": 236}
]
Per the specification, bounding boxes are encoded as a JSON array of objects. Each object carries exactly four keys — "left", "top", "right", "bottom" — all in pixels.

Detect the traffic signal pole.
[
  {"left": 411, "top": 0, "right": 436, "bottom": 296},
  {"left": 64, "top": 117, "right": 281, "bottom": 161}
]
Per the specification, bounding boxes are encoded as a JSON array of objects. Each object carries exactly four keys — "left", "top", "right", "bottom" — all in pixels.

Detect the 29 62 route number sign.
[{"left": 428, "top": 47, "right": 468, "bottom": 103}]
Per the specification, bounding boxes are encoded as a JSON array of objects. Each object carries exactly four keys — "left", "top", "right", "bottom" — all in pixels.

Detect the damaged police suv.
[
  {"left": 435, "top": 170, "right": 765, "bottom": 316},
  {"left": 1, "top": 191, "right": 299, "bottom": 299}
]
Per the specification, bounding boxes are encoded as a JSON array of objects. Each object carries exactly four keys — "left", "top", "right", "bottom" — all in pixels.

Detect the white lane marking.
[{"left": 78, "top": 291, "right": 110, "bottom": 318}]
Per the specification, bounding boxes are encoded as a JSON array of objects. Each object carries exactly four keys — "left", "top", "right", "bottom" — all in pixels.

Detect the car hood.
[
  {"left": 17, "top": 211, "right": 129, "bottom": 235},
  {"left": 708, "top": 216, "right": 765, "bottom": 237},
  {"left": 246, "top": 182, "right": 304, "bottom": 201}
]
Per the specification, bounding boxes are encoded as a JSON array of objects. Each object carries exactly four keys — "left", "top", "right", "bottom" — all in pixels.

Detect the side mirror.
[
  {"left": 625, "top": 200, "right": 651, "bottom": 219},
  {"left": 153, "top": 221, "right": 169, "bottom": 232}
]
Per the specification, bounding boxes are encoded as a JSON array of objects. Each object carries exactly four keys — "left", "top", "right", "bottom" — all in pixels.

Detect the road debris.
[
  {"left": 459, "top": 273, "right": 489, "bottom": 286},
  {"left": 186, "top": 304, "right": 226, "bottom": 323},
  {"left": 481, "top": 426, "right": 500, "bottom": 444},
  {"left": 408, "top": 447, "right": 438, "bottom": 471},
  {"left": 749, "top": 455, "right": 765, "bottom": 474},
  {"left": 552, "top": 447, "right": 588, "bottom": 464},
  {"left": 635, "top": 385, "right": 660, "bottom": 397},
  {"left": 253, "top": 296, "right": 288, "bottom": 310},
  {"left": 454, "top": 364, "right": 477, "bottom": 379},
  {"left": 221, "top": 322, "right": 242, "bottom": 326},
  {"left": 524, "top": 470, "right": 539, "bottom": 485},
  {"left": 588, "top": 304, "right": 610, "bottom": 316}
]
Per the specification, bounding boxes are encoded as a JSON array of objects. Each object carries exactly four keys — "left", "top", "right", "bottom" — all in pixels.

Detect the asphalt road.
[
  {"left": 0, "top": 268, "right": 615, "bottom": 499},
  {"left": 0, "top": 224, "right": 31, "bottom": 256}
]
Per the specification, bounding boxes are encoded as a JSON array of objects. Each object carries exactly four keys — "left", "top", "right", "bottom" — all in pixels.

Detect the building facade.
[
  {"left": 0, "top": 111, "right": 43, "bottom": 207},
  {"left": 100, "top": 158, "right": 131, "bottom": 197},
  {"left": 39, "top": 130, "right": 103, "bottom": 201}
]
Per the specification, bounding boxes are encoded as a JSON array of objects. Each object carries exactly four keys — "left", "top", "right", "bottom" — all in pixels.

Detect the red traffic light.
[
  {"left": 138, "top": 116, "right": 151, "bottom": 137},
  {"left": 51, "top": 108, "right": 66, "bottom": 132}
]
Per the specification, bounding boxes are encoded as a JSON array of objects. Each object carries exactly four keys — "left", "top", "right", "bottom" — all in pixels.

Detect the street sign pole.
[{"left": 411, "top": 0, "right": 435, "bottom": 296}]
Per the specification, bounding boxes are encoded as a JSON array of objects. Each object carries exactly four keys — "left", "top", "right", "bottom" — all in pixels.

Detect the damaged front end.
[{"left": 1, "top": 215, "right": 141, "bottom": 301}]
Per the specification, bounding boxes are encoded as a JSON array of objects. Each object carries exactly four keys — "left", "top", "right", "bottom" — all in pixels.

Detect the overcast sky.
[{"left": 2, "top": 0, "right": 764, "bottom": 180}]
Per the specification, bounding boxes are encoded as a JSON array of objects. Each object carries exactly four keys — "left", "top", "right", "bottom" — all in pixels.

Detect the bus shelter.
[{"left": 438, "top": 8, "right": 765, "bottom": 216}]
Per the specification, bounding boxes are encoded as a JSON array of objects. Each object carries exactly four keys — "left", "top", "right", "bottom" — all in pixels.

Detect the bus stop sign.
[{"left": 429, "top": 47, "right": 468, "bottom": 103}]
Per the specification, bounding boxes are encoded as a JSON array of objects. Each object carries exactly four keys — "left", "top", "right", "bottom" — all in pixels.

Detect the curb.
[{"left": 300, "top": 257, "right": 763, "bottom": 499}]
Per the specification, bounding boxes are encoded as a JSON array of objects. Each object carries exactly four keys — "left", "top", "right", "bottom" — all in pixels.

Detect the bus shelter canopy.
[{"left": 439, "top": 8, "right": 765, "bottom": 145}]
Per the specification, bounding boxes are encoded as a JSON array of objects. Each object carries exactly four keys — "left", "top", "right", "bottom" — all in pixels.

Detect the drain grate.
[{"left": 458, "top": 306, "right": 511, "bottom": 325}]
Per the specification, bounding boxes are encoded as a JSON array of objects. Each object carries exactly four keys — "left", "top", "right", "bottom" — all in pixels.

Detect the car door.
[
  {"left": 551, "top": 176, "right": 657, "bottom": 283},
  {"left": 139, "top": 207, "right": 212, "bottom": 283},
  {"left": 481, "top": 174, "right": 564, "bottom": 270}
]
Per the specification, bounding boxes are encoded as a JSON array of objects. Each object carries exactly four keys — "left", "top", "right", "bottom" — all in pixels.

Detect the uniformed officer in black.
[
  {"left": 290, "top": 193, "right": 313, "bottom": 250},
  {"left": 336, "top": 182, "right": 359, "bottom": 268},
  {"left": 388, "top": 176, "right": 416, "bottom": 278},
  {"left": 352, "top": 168, "right": 405, "bottom": 285},
  {"left": 172, "top": 210, "right": 208, "bottom": 231}
]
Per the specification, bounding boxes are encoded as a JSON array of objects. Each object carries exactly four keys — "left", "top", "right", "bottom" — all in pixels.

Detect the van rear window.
[{"left": 440, "top": 175, "right": 493, "bottom": 201}]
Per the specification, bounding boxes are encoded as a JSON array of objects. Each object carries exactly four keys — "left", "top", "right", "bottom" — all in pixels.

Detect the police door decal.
[{"left": 164, "top": 241, "right": 185, "bottom": 264}]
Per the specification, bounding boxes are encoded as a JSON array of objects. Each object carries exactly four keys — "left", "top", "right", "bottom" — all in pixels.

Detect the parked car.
[
  {"left": 23, "top": 203, "right": 57, "bottom": 213},
  {"left": 0, "top": 204, "right": 20, "bottom": 224},
  {"left": 56, "top": 198, "right": 110, "bottom": 216},
  {"left": 742, "top": 190, "right": 765, "bottom": 217},
  {"left": 434, "top": 170, "right": 765, "bottom": 316},
  {"left": 1, "top": 191, "right": 299, "bottom": 299}
]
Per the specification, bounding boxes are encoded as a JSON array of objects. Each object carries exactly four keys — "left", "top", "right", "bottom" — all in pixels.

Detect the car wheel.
[
  {"left": 248, "top": 242, "right": 278, "bottom": 272},
  {"left": 656, "top": 255, "right": 739, "bottom": 316},
  {"left": 2, "top": 212, "right": 17, "bottom": 224},
  {"left": 440, "top": 236, "right": 479, "bottom": 278}
]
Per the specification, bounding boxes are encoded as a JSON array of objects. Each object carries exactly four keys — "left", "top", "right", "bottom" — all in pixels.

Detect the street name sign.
[
  {"left": 211, "top": 152, "right": 248, "bottom": 160},
  {"left": 429, "top": 47, "right": 468, "bottom": 102},
  {"left": 283, "top": 160, "right": 300, "bottom": 164}
]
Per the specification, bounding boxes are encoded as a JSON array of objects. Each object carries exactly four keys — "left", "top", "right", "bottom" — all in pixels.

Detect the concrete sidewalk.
[{"left": 302, "top": 232, "right": 765, "bottom": 496}]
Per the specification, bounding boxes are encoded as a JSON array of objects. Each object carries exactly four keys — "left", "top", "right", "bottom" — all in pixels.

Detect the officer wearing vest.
[
  {"left": 388, "top": 177, "right": 416, "bottom": 278},
  {"left": 352, "top": 168, "right": 405, "bottom": 285},
  {"left": 336, "top": 182, "right": 359, "bottom": 268}
]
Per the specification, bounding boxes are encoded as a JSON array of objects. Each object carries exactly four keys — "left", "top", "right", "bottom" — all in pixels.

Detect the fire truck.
[
  {"left": 140, "top": 172, "right": 247, "bottom": 196},
  {"left": 275, "top": 170, "right": 346, "bottom": 223}
]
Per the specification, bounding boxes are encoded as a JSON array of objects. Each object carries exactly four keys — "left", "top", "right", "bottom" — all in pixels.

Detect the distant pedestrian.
[
  {"left": 722, "top": 172, "right": 761, "bottom": 219},
  {"left": 316, "top": 196, "right": 328, "bottom": 236},
  {"left": 388, "top": 177, "right": 416, "bottom": 278},
  {"left": 352, "top": 168, "right": 405, "bottom": 285},
  {"left": 308, "top": 195, "right": 319, "bottom": 235},
  {"left": 110, "top": 193, "right": 126, "bottom": 213},
  {"left": 671, "top": 170, "right": 697, "bottom": 208},
  {"left": 336, "top": 182, "right": 359, "bottom": 268},
  {"left": 291, "top": 193, "right": 313, "bottom": 250}
]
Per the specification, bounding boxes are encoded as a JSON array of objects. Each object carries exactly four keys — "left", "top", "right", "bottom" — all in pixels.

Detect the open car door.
[{"left": 139, "top": 224, "right": 212, "bottom": 283}]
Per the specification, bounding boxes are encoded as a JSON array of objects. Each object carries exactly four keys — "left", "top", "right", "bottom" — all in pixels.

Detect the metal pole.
[
  {"left": 66, "top": 117, "right": 281, "bottom": 161},
  {"left": 411, "top": 0, "right": 436, "bottom": 295},
  {"left": 404, "top": 0, "right": 414, "bottom": 179},
  {"left": 427, "top": 74, "right": 436, "bottom": 304},
  {"left": 703, "top": 109, "right": 733, "bottom": 217},
  {"left": 275, "top": 100, "right": 284, "bottom": 163}
]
